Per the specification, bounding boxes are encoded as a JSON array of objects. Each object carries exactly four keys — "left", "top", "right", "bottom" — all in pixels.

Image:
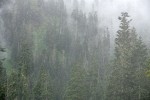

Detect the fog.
[
  {"left": 72, "top": 0, "right": 150, "bottom": 42},
  {"left": 64, "top": 0, "right": 150, "bottom": 49},
  {"left": 0, "top": 0, "right": 150, "bottom": 100}
]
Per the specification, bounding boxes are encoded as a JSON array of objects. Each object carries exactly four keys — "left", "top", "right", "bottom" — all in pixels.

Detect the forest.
[{"left": 0, "top": 0, "right": 150, "bottom": 100}]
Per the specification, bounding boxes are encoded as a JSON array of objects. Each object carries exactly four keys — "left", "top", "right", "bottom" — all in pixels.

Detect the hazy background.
[
  {"left": 65, "top": 0, "right": 150, "bottom": 44},
  {"left": 0, "top": 0, "right": 150, "bottom": 100}
]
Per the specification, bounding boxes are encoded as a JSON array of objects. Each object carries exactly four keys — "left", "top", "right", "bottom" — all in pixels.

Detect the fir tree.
[
  {"left": 7, "top": 70, "right": 18, "bottom": 100},
  {"left": 131, "top": 36, "right": 149, "bottom": 100},
  {"left": 0, "top": 47, "right": 6, "bottom": 100},
  {"left": 34, "top": 66, "right": 54, "bottom": 100},
  {"left": 64, "top": 62, "right": 87, "bottom": 100},
  {"left": 87, "top": 56, "right": 100, "bottom": 100},
  {"left": 107, "top": 12, "right": 136, "bottom": 100},
  {"left": 16, "top": 39, "right": 33, "bottom": 100}
]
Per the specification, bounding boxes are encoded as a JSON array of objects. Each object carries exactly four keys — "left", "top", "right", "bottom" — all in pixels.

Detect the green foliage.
[
  {"left": 64, "top": 62, "right": 87, "bottom": 100},
  {"left": 34, "top": 67, "right": 54, "bottom": 100},
  {"left": 0, "top": 47, "right": 7, "bottom": 100},
  {"left": 2, "top": 0, "right": 150, "bottom": 99},
  {"left": 107, "top": 12, "right": 133, "bottom": 100},
  {"left": 0, "top": 63, "right": 6, "bottom": 100},
  {"left": 107, "top": 12, "right": 149, "bottom": 100},
  {"left": 145, "top": 59, "right": 150, "bottom": 77},
  {"left": 87, "top": 56, "right": 101, "bottom": 100},
  {"left": 7, "top": 70, "right": 18, "bottom": 100}
]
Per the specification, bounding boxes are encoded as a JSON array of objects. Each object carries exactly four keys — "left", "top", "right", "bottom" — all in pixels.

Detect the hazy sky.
[
  {"left": 73, "top": 0, "right": 150, "bottom": 42},
  {"left": 2, "top": 0, "right": 150, "bottom": 43},
  {"left": 49, "top": 0, "right": 150, "bottom": 36}
]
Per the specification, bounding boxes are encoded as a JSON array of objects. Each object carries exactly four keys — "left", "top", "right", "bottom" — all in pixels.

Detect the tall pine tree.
[
  {"left": 64, "top": 62, "right": 87, "bottom": 100},
  {"left": 107, "top": 12, "right": 149, "bottom": 100}
]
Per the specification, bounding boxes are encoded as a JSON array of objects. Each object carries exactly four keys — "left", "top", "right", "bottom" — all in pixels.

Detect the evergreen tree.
[
  {"left": 87, "top": 56, "right": 101, "bottom": 100},
  {"left": 64, "top": 62, "right": 87, "bottom": 100},
  {"left": 34, "top": 66, "right": 54, "bottom": 100},
  {"left": 145, "top": 59, "right": 150, "bottom": 100},
  {"left": 16, "top": 39, "right": 33, "bottom": 100},
  {"left": 7, "top": 70, "right": 18, "bottom": 100},
  {"left": 132, "top": 37, "right": 149, "bottom": 100},
  {"left": 0, "top": 62, "right": 6, "bottom": 100},
  {"left": 0, "top": 47, "right": 6, "bottom": 100},
  {"left": 107, "top": 12, "right": 136, "bottom": 100}
]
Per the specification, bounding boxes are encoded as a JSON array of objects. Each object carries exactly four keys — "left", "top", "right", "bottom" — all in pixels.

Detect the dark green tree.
[
  {"left": 131, "top": 36, "right": 149, "bottom": 100},
  {"left": 34, "top": 66, "right": 54, "bottom": 100},
  {"left": 16, "top": 38, "right": 33, "bottom": 100},
  {"left": 87, "top": 56, "right": 101, "bottom": 100},
  {"left": 64, "top": 62, "right": 87, "bottom": 100},
  {"left": 0, "top": 47, "right": 6, "bottom": 100},
  {"left": 7, "top": 70, "right": 18, "bottom": 100},
  {"left": 0, "top": 62, "right": 6, "bottom": 100},
  {"left": 107, "top": 12, "right": 136, "bottom": 100}
]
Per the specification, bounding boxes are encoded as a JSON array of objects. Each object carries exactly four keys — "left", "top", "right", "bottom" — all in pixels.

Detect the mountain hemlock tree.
[
  {"left": 0, "top": 61, "right": 6, "bottom": 100},
  {"left": 64, "top": 62, "right": 87, "bottom": 100},
  {"left": 87, "top": 56, "right": 101, "bottom": 100},
  {"left": 0, "top": 47, "right": 6, "bottom": 100},
  {"left": 132, "top": 36, "right": 149, "bottom": 100},
  {"left": 17, "top": 39, "right": 33, "bottom": 100},
  {"left": 34, "top": 66, "right": 54, "bottom": 100},
  {"left": 110, "top": 12, "right": 132, "bottom": 100},
  {"left": 107, "top": 12, "right": 148, "bottom": 100},
  {"left": 145, "top": 59, "right": 150, "bottom": 100},
  {"left": 7, "top": 70, "right": 18, "bottom": 100}
]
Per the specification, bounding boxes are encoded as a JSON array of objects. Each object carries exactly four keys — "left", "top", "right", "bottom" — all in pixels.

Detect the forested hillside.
[{"left": 0, "top": 0, "right": 150, "bottom": 100}]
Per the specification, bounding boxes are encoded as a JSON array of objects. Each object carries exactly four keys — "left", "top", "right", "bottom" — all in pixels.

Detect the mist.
[{"left": 0, "top": 0, "right": 150, "bottom": 100}]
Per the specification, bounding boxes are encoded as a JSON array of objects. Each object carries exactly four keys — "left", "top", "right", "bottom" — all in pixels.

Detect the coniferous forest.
[{"left": 0, "top": 0, "right": 150, "bottom": 100}]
